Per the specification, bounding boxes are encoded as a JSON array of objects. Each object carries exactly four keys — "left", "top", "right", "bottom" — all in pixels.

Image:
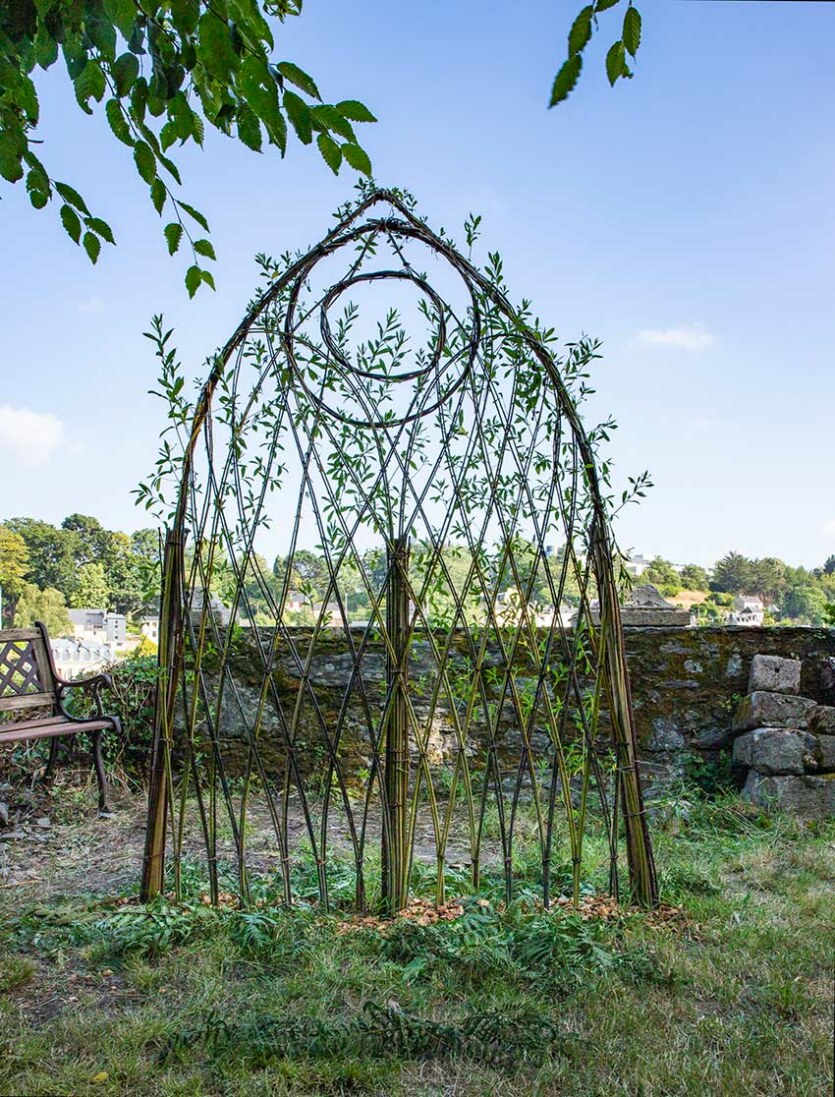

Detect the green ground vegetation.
[{"left": 0, "top": 781, "right": 832, "bottom": 1096}]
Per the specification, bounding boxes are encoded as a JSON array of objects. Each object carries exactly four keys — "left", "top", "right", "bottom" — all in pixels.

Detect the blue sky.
[{"left": 1, "top": 0, "right": 833, "bottom": 569}]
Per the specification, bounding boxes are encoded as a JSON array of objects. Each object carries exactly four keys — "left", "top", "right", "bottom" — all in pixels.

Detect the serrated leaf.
[
  {"left": 197, "top": 11, "right": 238, "bottom": 84},
  {"left": 201, "top": 269, "right": 216, "bottom": 290},
  {"left": 178, "top": 201, "right": 209, "bottom": 231},
  {"left": 105, "top": 98, "right": 134, "bottom": 146},
  {"left": 164, "top": 222, "right": 184, "bottom": 255},
  {"left": 185, "top": 264, "right": 202, "bottom": 298},
  {"left": 276, "top": 61, "right": 320, "bottom": 100},
  {"left": 569, "top": 6, "right": 594, "bottom": 56},
  {"left": 112, "top": 52, "right": 139, "bottom": 97},
  {"left": 60, "top": 204, "right": 82, "bottom": 244},
  {"left": 595, "top": 0, "right": 621, "bottom": 10},
  {"left": 335, "top": 100, "right": 377, "bottom": 123},
  {"left": 151, "top": 178, "right": 167, "bottom": 214},
  {"left": 283, "top": 91, "right": 313, "bottom": 144},
  {"left": 84, "top": 217, "right": 115, "bottom": 244},
  {"left": 55, "top": 181, "right": 90, "bottom": 215},
  {"left": 0, "top": 136, "right": 24, "bottom": 183},
  {"left": 316, "top": 133, "right": 342, "bottom": 175},
  {"left": 193, "top": 238, "right": 216, "bottom": 260},
  {"left": 312, "top": 104, "right": 355, "bottom": 142},
  {"left": 549, "top": 54, "right": 583, "bottom": 107},
  {"left": 341, "top": 142, "right": 372, "bottom": 176},
  {"left": 623, "top": 6, "right": 642, "bottom": 56},
  {"left": 134, "top": 141, "right": 156, "bottom": 184},
  {"left": 29, "top": 189, "right": 49, "bottom": 209},
  {"left": 606, "top": 40, "right": 626, "bottom": 86},
  {"left": 74, "top": 60, "right": 106, "bottom": 112},
  {"left": 236, "top": 104, "right": 262, "bottom": 151},
  {"left": 83, "top": 231, "right": 101, "bottom": 263}
]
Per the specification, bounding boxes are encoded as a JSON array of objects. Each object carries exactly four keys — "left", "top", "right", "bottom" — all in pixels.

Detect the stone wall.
[
  {"left": 209, "top": 626, "right": 834, "bottom": 791},
  {"left": 622, "top": 627, "right": 835, "bottom": 780}
]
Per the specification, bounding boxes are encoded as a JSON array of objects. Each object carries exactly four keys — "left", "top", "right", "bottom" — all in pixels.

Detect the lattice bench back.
[{"left": 0, "top": 625, "right": 57, "bottom": 716}]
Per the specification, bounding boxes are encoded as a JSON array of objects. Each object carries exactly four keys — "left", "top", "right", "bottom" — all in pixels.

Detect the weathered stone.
[
  {"left": 34, "top": 816, "right": 51, "bottom": 829},
  {"left": 733, "top": 692, "right": 816, "bottom": 732},
  {"left": 732, "top": 728, "right": 818, "bottom": 776},
  {"left": 742, "top": 772, "right": 835, "bottom": 817},
  {"left": 747, "top": 654, "right": 801, "bottom": 696},
  {"left": 816, "top": 735, "right": 835, "bottom": 772},
  {"left": 821, "top": 657, "right": 835, "bottom": 700},
  {"left": 691, "top": 726, "right": 734, "bottom": 751},
  {"left": 725, "top": 653, "right": 743, "bottom": 678},
  {"left": 647, "top": 719, "right": 686, "bottom": 752},
  {"left": 0, "top": 802, "right": 8, "bottom": 827},
  {"left": 808, "top": 706, "right": 835, "bottom": 735}
]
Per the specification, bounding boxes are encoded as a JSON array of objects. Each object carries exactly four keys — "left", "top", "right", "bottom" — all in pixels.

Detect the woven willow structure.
[{"left": 141, "top": 189, "right": 657, "bottom": 911}]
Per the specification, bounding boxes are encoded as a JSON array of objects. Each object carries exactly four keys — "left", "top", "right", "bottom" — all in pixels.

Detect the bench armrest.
[
  {"left": 56, "top": 672, "right": 113, "bottom": 693},
  {"left": 56, "top": 673, "right": 114, "bottom": 720}
]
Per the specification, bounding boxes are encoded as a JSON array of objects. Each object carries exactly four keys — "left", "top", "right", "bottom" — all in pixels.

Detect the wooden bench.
[{"left": 0, "top": 621, "right": 120, "bottom": 813}]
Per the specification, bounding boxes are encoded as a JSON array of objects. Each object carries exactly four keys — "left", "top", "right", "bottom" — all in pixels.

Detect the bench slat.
[{"left": 0, "top": 718, "right": 114, "bottom": 743}]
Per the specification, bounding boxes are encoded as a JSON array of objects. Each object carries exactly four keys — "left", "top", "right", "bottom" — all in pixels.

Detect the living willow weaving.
[{"left": 141, "top": 189, "right": 657, "bottom": 911}]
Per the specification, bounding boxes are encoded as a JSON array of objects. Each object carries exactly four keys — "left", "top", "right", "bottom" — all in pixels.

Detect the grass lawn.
[{"left": 0, "top": 783, "right": 833, "bottom": 1096}]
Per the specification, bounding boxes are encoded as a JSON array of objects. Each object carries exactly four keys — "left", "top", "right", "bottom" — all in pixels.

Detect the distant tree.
[
  {"left": 710, "top": 552, "right": 755, "bottom": 594},
  {"left": 679, "top": 564, "right": 709, "bottom": 592},
  {"left": 0, "top": 524, "right": 30, "bottom": 624},
  {"left": 748, "top": 557, "right": 788, "bottom": 604},
  {"left": 14, "top": 583, "right": 72, "bottom": 635},
  {"left": 71, "top": 561, "right": 111, "bottom": 609},
  {"left": 640, "top": 556, "right": 680, "bottom": 597},
  {"left": 781, "top": 582, "right": 827, "bottom": 625},
  {"left": 5, "top": 518, "right": 78, "bottom": 598},
  {"left": 61, "top": 513, "right": 112, "bottom": 565},
  {"left": 823, "top": 555, "right": 835, "bottom": 577}
]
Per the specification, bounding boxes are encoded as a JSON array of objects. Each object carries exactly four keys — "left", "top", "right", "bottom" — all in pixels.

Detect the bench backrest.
[{"left": 0, "top": 624, "right": 57, "bottom": 714}]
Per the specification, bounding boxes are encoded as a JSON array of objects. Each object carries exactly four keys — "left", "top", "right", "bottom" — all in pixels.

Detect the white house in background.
[
  {"left": 66, "top": 608, "right": 127, "bottom": 647},
  {"left": 141, "top": 616, "right": 160, "bottom": 643},
  {"left": 623, "top": 553, "right": 650, "bottom": 577},
  {"left": 50, "top": 637, "right": 116, "bottom": 680},
  {"left": 727, "top": 594, "right": 765, "bottom": 626}
]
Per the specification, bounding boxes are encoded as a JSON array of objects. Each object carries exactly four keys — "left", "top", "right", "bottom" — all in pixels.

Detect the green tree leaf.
[
  {"left": 336, "top": 100, "right": 377, "bottom": 123},
  {"left": 342, "top": 142, "right": 372, "bottom": 176},
  {"left": 276, "top": 61, "right": 321, "bottom": 100},
  {"left": 55, "top": 182, "right": 90, "bottom": 215},
  {"left": 623, "top": 6, "right": 642, "bottom": 56},
  {"left": 549, "top": 55, "right": 583, "bottom": 107},
  {"left": 83, "top": 231, "right": 101, "bottom": 263},
  {"left": 185, "top": 264, "right": 202, "bottom": 298},
  {"left": 164, "top": 222, "right": 184, "bottom": 255},
  {"left": 283, "top": 91, "right": 313, "bottom": 144},
  {"left": 134, "top": 141, "right": 157, "bottom": 184},
  {"left": 84, "top": 216, "right": 115, "bottom": 244},
  {"left": 606, "top": 40, "right": 627, "bottom": 85},
  {"left": 237, "top": 104, "right": 263, "bottom": 151},
  {"left": 74, "top": 60, "right": 106, "bottom": 112},
  {"left": 112, "top": 51, "right": 139, "bottom": 97},
  {"left": 60, "top": 204, "right": 82, "bottom": 244},
  {"left": 569, "top": 6, "right": 594, "bottom": 56},
  {"left": 105, "top": 98, "right": 134, "bottom": 146},
  {"left": 595, "top": 0, "right": 621, "bottom": 11},
  {"left": 151, "top": 178, "right": 167, "bottom": 214},
  {"left": 193, "top": 238, "right": 216, "bottom": 260},
  {"left": 178, "top": 201, "right": 209, "bottom": 231},
  {"left": 316, "top": 132, "right": 342, "bottom": 174}
]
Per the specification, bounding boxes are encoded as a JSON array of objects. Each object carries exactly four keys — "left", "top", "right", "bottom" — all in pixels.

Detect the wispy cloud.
[
  {"left": 77, "top": 295, "right": 104, "bottom": 314},
  {"left": 0, "top": 404, "right": 65, "bottom": 466},
  {"left": 638, "top": 324, "right": 716, "bottom": 351},
  {"left": 689, "top": 416, "right": 724, "bottom": 431}
]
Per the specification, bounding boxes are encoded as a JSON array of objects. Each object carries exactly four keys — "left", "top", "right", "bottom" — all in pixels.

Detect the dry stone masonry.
[{"left": 732, "top": 654, "right": 835, "bottom": 817}]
